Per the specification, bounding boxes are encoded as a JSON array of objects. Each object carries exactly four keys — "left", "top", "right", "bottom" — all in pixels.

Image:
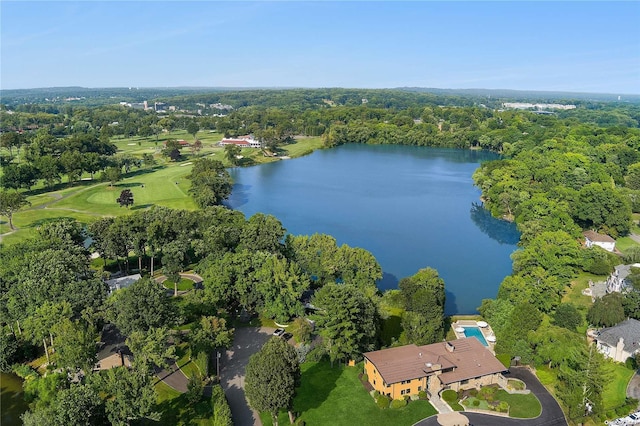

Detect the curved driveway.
[
  {"left": 220, "top": 326, "right": 273, "bottom": 426},
  {"left": 415, "top": 367, "right": 567, "bottom": 426}
]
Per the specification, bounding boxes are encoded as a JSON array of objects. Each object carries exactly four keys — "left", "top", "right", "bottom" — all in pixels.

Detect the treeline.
[
  {"left": 0, "top": 202, "right": 448, "bottom": 423},
  {"left": 471, "top": 111, "right": 640, "bottom": 422}
]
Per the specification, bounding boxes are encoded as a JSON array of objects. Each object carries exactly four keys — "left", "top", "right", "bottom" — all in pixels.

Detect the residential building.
[
  {"left": 363, "top": 338, "right": 507, "bottom": 399},
  {"left": 594, "top": 318, "right": 640, "bottom": 363},
  {"left": 606, "top": 264, "right": 640, "bottom": 294},
  {"left": 583, "top": 230, "right": 616, "bottom": 252}
]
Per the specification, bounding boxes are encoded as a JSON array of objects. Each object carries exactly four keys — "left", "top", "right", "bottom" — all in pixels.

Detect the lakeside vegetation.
[{"left": 2, "top": 87, "right": 640, "bottom": 425}]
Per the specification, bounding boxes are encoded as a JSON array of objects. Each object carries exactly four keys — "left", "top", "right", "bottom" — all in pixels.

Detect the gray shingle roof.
[{"left": 597, "top": 318, "right": 640, "bottom": 354}]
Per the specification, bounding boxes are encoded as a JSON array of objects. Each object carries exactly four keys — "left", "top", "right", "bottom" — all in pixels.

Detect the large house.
[
  {"left": 606, "top": 264, "right": 639, "bottom": 294},
  {"left": 219, "top": 135, "right": 262, "bottom": 148},
  {"left": 583, "top": 230, "right": 616, "bottom": 252},
  {"left": 363, "top": 338, "right": 507, "bottom": 400},
  {"left": 594, "top": 318, "right": 640, "bottom": 363}
]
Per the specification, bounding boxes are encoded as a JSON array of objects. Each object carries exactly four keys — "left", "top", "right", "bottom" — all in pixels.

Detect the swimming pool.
[{"left": 463, "top": 326, "right": 489, "bottom": 346}]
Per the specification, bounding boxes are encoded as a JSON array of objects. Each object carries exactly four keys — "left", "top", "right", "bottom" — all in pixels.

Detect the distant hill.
[
  {"left": 2, "top": 86, "right": 639, "bottom": 107},
  {"left": 396, "top": 87, "right": 640, "bottom": 103}
]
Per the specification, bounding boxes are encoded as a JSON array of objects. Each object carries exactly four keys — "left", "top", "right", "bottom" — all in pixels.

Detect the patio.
[{"left": 451, "top": 320, "right": 497, "bottom": 353}]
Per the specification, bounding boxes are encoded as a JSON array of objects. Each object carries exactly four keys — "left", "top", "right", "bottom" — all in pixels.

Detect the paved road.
[
  {"left": 155, "top": 362, "right": 189, "bottom": 393},
  {"left": 220, "top": 327, "right": 273, "bottom": 426},
  {"left": 415, "top": 367, "right": 567, "bottom": 426}
]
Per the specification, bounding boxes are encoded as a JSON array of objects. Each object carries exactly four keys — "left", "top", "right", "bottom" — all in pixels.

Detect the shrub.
[
  {"left": 497, "top": 401, "right": 509, "bottom": 413},
  {"left": 376, "top": 394, "right": 390, "bottom": 409},
  {"left": 418, "top": 390, "right": 428, "bottom": 399},
  {"left": 296, "top": 344, "right": 311, "bottom": 364},
  {"left": 306, "top": 346, "right": 327, "bottom": 362},
  {"left": 361, "top": 373, "right": 369, "bottom": 383},
  {"left": 468, "top": 388, "right": 478, "bottom": 397},
  {"left": 390, "top": 398, "right": 407, "bottom": 409},
  {"left": 373, "top": 390, "right": 380, "bottom": 398},
  {"left": 472, "top": 399, "right": 480, "bottom": 407}
]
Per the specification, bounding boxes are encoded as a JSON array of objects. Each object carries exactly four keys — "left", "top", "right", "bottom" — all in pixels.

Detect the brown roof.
[
  {"left": 364, "top": 338, "right": 506, "bottom": 386},
  {"left": 583, "top": 230, "right": 615, "bottom": 243}
]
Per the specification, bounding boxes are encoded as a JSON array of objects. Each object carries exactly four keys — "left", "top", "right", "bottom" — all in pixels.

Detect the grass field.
[
  {"left": 260, "top": 361, "right": 437, "bottom": 426},
  {"left": 1, "top": 136, "right": 324, "bottom": 245},
  {"left": 602, "top": 362, "right": 636, "bottom": 410}
]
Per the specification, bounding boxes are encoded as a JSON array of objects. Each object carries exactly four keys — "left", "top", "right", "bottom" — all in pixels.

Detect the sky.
[{"left": 1, "top": 1, "right": 639, "bottom": 94}]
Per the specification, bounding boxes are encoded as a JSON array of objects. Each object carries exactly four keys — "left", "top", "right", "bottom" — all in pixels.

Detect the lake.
[
  {"left": 1, "top": 372, "right": 27, "bottom": 425},
  {"left": 227, "top": 144, "right": 519, "bottom": 314}
]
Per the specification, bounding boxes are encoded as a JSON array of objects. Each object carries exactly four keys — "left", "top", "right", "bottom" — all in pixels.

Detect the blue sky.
[{"left": 1, "top": 1, "right": 639, "bottom": 93}]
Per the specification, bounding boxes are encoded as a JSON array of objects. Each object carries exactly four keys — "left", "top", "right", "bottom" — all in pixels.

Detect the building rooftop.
[
  {"left": 583, "top": 230, "right": 615, "bottom": 243},
  {"left": 597, "top": 318, "right": 640, "bottom": 354},
  {"left": 364, "top": 338, "right": 506, "bottom": 386}
]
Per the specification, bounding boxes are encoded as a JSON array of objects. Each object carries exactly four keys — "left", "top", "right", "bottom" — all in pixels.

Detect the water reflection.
[{"left": 469, "top": 202, "right": 520, "bottom": 245}]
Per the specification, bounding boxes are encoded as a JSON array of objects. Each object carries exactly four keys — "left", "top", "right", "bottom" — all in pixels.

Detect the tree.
[
  {"left": 90, "top": 366, "right": 159, "bottom": 425},
  {"left": 239, "top": 213, "right": 286, "bottom": 253},
  {"left": 312, "top": 283, "right": 378, "bottom": 364},
  {"left": 211, "top": 384, "right": 232, "bottom": 426},
  {"left": 225, "top": 144, "right": 242, "bottom": 165},
  {"left": 190, "top": 316, "right": 233, "bottom": 355},
  {"left": 103, "top": 166, "right": 122, "bottom": 187},
  {"left": 53, "top": 384, "right": 107, "bottom": 426},
  {"left": 553, "top": 303, "right": 583, "bottom": 331},
  {"left": 116, "top": 189, "right": 134, "bottom": 208},
  {"left": 22, "top": 301, "right": 72, "bottom": 364},
  {"left": 399, "top": 267, "right": 446, "bottom": 345},
  {"left": 0, "top": 189, "right": 30, "bottom": 230},
  {"left": 587, "top": 292, "right": 626, "bottom": 327},
  {"left": 245, "top": 337, "right": 300, "bottom": 426},
  {"left": 162, "top": 139, "right": 182, "bottom": 161},
  {"left": 573, "top": 183, "right": 632, "bottom": 237},
  {"left": 52, "top": 318, "right": 98, "bottom": 371},
  {"left": 108, "top": 277, "right": 174, "bottom": 336},
  {"left": 625, "top": 162, "right": 640, "bottom": 190},
  {"left": 187, "top": 158, "right": 233, "bottom": 208},
  {"left": 126, "top": 327, "right": 176, "bottom": 372},
  {"left": 191, "top": 139, "right": 203, "bottom": 156},
  {"left": 187, "top": 120, "right": 200, "bottom": 141}
]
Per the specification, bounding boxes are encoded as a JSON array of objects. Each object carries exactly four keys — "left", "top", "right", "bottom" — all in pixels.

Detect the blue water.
[
  {"left": 227, "top": 144, "right": 519, "bottom": 314},
  {"left": 463, "top": 326, "right": 489, "bottom": 346}
]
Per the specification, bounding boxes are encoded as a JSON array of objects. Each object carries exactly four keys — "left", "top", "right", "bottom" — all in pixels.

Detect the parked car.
[{"left": 273, "top": 328, "right": 285, "bottom": 337}]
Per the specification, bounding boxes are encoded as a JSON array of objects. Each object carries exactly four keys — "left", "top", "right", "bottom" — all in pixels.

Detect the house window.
[
  {"left": 373, "top": 380, "right": 376, "bottom": 385},
  {"left": 418, "top": 386, "right": 422, "bottom": 391},
  {"left": 386, "top": 383, "right": 390, "bottom": 388},
  {"left": 461, "top": 379, "right": 469, "bottom": 385},
  {"left": 386, "top": 393, "right": 391, "bottom": 397}
]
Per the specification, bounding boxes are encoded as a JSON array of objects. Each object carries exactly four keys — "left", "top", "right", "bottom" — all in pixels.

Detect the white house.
[
  {"left": 219, "top": 135, "right": 262, "bottom": 148},
  {"left": 606, "top": 264, "right": 640, "bottom": 294},
  {"left": 594, "top": 318, "right": 640, "bottom": 363},
  {"left": 583, "top": 230, "right": 616, "bottom": 252}
]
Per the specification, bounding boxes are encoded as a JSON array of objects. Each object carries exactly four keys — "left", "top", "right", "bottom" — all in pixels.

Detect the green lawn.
[
  {"left": 495, "top": 390, "right": 541, "bottom": 418},
  {"left": 442, "top": 389, "right": 464, "bottom": 411},
  {"left": 602, "top": 361, "right": 636, "bottom": 410},
  {"left": 147, "top": 380, "right": 213, "bottom": 426},
  {"left": 162, "top": 278, "right": 195, "bottom": 292},
  {"left": 261, "top": 361, "right": 437, "bottom": 426},
  {"left": 617, "top": 235, "right": 640, "bottom": 254}
]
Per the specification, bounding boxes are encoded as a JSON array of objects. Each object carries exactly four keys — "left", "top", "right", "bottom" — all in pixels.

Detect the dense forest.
[{"left": 1, "top": 87, "right": 640, "bottom": 425}]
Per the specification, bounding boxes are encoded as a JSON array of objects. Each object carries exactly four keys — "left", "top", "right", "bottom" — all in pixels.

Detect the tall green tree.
[
  {"left": 126, "top": 327, "right": 175, "bottom": 372},
  {"left": 108, "top": 277, "right": 174, "bottom": 336},
  {"left": 399, "top": 267, "right": 446, "bottom": 345},
  {"left": 187, "top": 158, "right": 233, "bottom": 208},
  {"left": 52, "top": 318, "right": 98, "bottom": 371},
  {"left": 0, "top": 189, "right": 30, "bottom": 230},
  {"left": 245, "top": 337, "right": 300, "bottom": 426},
  {"left": 312, "top": 283, "right": 378, "bottom": 364},
  {"left": 224, "top": 144, "right": 242, "bottom": 165}
]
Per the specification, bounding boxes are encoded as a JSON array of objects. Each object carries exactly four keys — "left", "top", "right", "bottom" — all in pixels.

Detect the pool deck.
[{"left": 451, "top": 320, "right": 496, "bottom": 354}]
